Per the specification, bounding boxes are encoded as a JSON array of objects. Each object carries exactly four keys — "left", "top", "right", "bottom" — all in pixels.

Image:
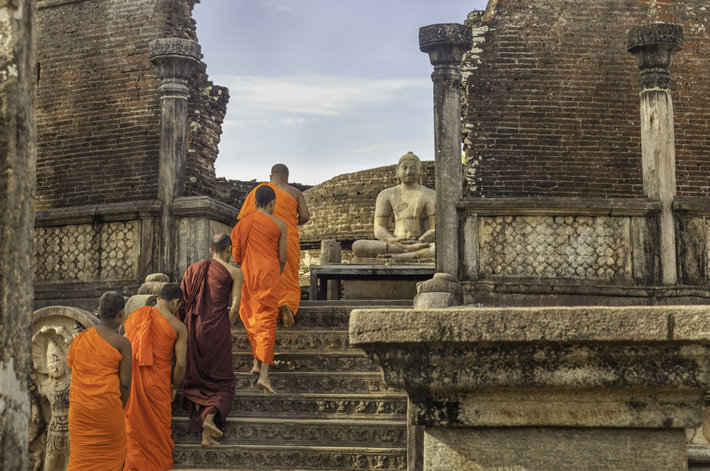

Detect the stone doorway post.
[
  {"left": 0, "top": 0, "right": 36, "bottom": 468},
  {"left": 419, "top": 24, "right": 472, "bottom": 277},
  {"left": 149, "top": 38, "right": 200, "bottom": 279},
  {"left": 627, "top": 24, "right": 683, "bottom": 285}
]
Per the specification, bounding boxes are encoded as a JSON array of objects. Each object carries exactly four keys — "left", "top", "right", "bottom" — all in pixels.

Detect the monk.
[
  {"left": 124, "top": 283, "right": 187, "bottom": 470},
  {"left": 233, "top": 163, "right": 309, "bottom": 328},
  {"left": 67, "top": 291, "right": 132, "bottom": 471},
  {"left": 179, "top": 233, "right": 243, "bottom": 446},
  {"left": 232, "top": 185, "right": 286, "bottom": 393}
]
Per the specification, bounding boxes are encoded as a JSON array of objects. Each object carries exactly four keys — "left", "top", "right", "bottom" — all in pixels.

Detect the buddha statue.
[{"left": 352, "top": 152, "right": 436, "bottom": 261}]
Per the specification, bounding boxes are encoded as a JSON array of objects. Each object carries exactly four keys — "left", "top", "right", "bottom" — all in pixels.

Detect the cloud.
[
  {"left": 213, "top": 74, "right": 430, "bottom": 119},
  {"left": 264, "top": 1, "right": 295, "bottom": 12},
  {"left": 279, "top": 117, "right": 306, "bottom": 127}
]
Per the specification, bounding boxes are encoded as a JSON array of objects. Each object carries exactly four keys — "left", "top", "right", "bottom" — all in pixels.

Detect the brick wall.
[
  {"left": 35, "top": 0, "right": 227, "bottom": 210},
  {"left": 300, "top": 162, "right": 435, "bottom": 246},
  {"left": 463, "top": 0, "right": 710, "bottom": 199}
]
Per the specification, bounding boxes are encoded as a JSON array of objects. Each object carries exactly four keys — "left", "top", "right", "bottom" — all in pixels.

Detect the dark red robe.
[{"left": 178, "top": 259, "right": 236, "bottom": 433}]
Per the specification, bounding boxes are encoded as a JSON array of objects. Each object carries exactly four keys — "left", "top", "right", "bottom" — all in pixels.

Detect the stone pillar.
[
  {"left": 0, "top": 0, "right": 35, "bottom": 468},
  {"left": 149, "top": 38, "right": 200, "bottom": 279},
  {"left": 350, "top": 306, "right": 710, "bottom": 470},
  {"left": 627, "top": 24, "right": 683, "bottom": 285},
  {"left": 320, "top": 239, "right": 342, "bottom": 300},
  {"left": 419, "top": 24, "right": 472, "bottom": 277}
]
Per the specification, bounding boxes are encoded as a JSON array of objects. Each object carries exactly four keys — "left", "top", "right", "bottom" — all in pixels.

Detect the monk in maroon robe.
[{"left": 178, "top": 234, "right": 242, "bottom": 446}]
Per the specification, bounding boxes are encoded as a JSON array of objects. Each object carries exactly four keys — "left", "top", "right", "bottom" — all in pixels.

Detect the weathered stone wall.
[
  {"left": 300, "top": 161, "right": 435, "bottom": 246},
  {"left": 35, "top": 0, "right": 227, "bottom": 210},
  {"left": 463, "top": 0, "right": 710, "bottom": 199},
  {"left": 0, "top": 0, "right": 35, "bottom": 467}
]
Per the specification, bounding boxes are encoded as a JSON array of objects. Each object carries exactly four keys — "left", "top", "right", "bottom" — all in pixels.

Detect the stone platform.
[{"left": 350, "top": 305, "right": 710, "bottom": 470}]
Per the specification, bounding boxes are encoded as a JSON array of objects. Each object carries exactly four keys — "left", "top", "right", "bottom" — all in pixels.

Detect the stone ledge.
[
  {"left": 466, "top": 280, "right": 710, "bottom": 300},
  {"left": 673, "top": 198, "right": 710, "bottom": 215},
  {"left": 458, "top": 197, "right": 661, "bottom": 216},
  {"left": 173, "top": 195, "right": 237, "bottom": 225},
  {"left": 350, "top": 305, "right": 710, "bottom": 344},
  {"left": 35, "top": 200, "right": 161, "bottom": 226}
]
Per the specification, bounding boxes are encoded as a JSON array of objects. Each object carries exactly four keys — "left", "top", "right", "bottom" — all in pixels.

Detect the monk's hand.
[
  {"left": 171, "top": 385, "right": 178, "bottom": 401},
  {"left": 229, "top": 309, "right": 238, "bottom": 326}
]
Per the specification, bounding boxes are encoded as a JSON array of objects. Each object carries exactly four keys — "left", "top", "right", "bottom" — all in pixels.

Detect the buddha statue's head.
[{"left": 397, "top": 152, "right": 422, "bottom": 185}]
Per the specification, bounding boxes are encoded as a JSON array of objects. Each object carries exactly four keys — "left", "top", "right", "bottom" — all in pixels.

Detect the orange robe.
[
  {"left": 235, "top": 181, "right": 301, "bottom": 316},
  {"left": 124, "top": 306, "right": 177, "bottom": 471},
  {"left": 67, "top": 327, "right": 126, "bottom": 471},
  {"left": 232, "top": 210, "right": 281, "bottom": 364}
]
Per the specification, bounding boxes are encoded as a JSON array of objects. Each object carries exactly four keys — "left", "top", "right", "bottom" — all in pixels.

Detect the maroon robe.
[{"left": 178, "top": 259, "right": 236, "bottom": 432}]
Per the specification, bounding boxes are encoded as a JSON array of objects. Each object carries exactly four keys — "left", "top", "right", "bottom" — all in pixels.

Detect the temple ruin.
[{"left": 3, "top": 0, "right": 710, "bottom": 469}]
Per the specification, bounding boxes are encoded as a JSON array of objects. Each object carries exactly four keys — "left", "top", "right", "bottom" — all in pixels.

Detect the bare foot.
[
  {"left": 250, "top": 358, "right": 261, "bottom": 375},
  {"left": 257, "top": 378, "right": 276, "bottom": 394},
  {"left": 280, "top": 305, "right": 295, "bottom": 328},
  {"left": 201, "top": 430, "right": 220, "bottom": 447},
  {"left": 203, "top": 414, "right": 223, "bottom": 438}
]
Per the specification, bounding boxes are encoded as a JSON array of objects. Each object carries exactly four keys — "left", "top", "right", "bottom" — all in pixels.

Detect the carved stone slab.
[
  {"left": 31, "top": 306, "right": 99, "bottom": 471},
  {"left": 172, "top": 417, "right": 406, "bottom": 447},
  {"left": 172, "top": 444, "right": 407, "bottom": 470}
]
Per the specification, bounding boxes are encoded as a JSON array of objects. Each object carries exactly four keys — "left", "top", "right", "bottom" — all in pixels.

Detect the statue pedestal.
[
  {"left": 309, "top": 264, "right": 434, "bottom": 300},
  {"left": 350, "top": 306, "right": 710, "bottom": 470}
]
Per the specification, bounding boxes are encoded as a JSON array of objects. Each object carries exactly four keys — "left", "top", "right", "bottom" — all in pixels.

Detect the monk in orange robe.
[
  {"left": 124, "top": 283, "right": 187, "bottom": 470},
  {"left": 179, "top": 233, "right": 243, "bottom": 446},
  {"left": 232, "top": 185, "right": 286, "bottom": 393},
  {"left": 233, "top": 163, "right": 310, "bottom": 328},
  {"left": 67, "top": 291, "right": 132, "bottom": 471}
]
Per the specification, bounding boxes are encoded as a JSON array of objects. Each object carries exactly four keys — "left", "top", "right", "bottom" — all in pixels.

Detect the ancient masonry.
[{"left": 0, "top": 0, "right": 35, "bottom": 468}]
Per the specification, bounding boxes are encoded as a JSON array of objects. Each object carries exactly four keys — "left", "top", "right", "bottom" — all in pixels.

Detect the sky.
[{"left": 193, "top": 0, "right": 489, "bottom": 185}]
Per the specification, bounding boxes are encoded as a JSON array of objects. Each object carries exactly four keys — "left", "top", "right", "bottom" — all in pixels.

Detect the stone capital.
[
  {"left": 419, "top": 23, "right": 472, "bottom": 67},
  {"left": 627, "top": 24, "right": 683, "bottom": 90},
  {"left": 149, "top": 38, "right": 200, "bottom": 93}
]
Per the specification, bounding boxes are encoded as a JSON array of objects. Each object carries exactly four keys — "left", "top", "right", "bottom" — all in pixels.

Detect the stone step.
[
  {"left": 230, "top": 300, "right": 412, "bottom": 332},
  {"left": 232, "top": 351, "right": 379, "bottom": 373},
  {"left": 172, "top": 444, "right": 407, "bottom": 470},
  {"left": 232, "top": 330, "right": 351, "bottom": 351},
  {"left": 173, "top": 392, "right": 407, "bottom": 419},
  {"left": 172, "top": 416, "right": 406, "bottom": 448},
  {"left": 232, "top": 371, "right": 392, "bottom": 395}
]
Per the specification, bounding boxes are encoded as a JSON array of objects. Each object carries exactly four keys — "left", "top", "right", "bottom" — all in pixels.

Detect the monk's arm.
[
  {"left": 118, "top": 338, "right": 132, "bottom": 407},
  {"left": 297, "top": 191, "right": 310, "bottom": 225},
  {"left": 278, "top": 222, "right": 287, "bottom": 273},
  {"left": 172, "top": 323, "right": 187, "bottom": 397},
  {"left": 229, "top": 268, "right": 243, "bottom": 326}
]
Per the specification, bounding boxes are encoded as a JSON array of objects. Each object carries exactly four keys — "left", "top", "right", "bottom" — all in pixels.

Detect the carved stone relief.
[
  {"left": 34, "top": 221, "right": 139, "bottom": 282},
  {"left": 478, "top": 215, "right": 632, "bottom": 280},
  {"left": 30, "top": 306, "right": 99, "bottom": 471}
]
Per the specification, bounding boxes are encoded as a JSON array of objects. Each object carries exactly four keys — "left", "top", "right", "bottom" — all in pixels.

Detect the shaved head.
[
  {"left": 271, "top": 164, "right": 289, "bottom": 177},
  {"left": 211, "top": 233, "right": 231, "bottom": 253}
]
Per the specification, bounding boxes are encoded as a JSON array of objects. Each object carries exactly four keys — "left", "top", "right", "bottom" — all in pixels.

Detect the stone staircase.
[{"left": 171, "top": 301, "right": 409, "bottom": 470}]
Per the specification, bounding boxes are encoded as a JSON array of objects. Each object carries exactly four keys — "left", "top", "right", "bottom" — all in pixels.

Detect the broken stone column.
[
  {"left": 350, "top": 306, "right": 710, "bottom": 470},
  {"left": 320, "top": 239, "right": 342, "bottom": 300},
  {"left": 0, "top": 0, "right": 35, "bottom": 469},
  {"left": 419, "top": 24, "right": 472, "bottom": 277},
  {"left": 149, "top": 38, "right": 200, "bottom": 279},
  {"left": 627, "top": 24, "right": 683, "bottom": 285}
]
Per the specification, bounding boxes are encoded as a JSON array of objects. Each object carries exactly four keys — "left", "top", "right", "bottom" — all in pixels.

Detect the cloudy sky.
[{"left": 193, "top": 0, "right": 488, "bottom": 185}]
